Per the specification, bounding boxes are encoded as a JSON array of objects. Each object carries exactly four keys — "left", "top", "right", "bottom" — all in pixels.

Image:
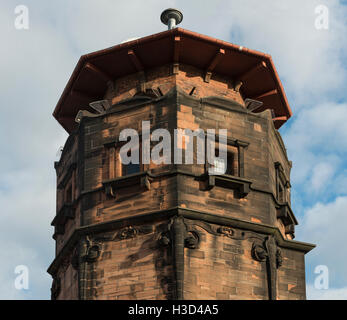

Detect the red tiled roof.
[{"left": 53, "top": 28, "right": 292, "bottom": 132}]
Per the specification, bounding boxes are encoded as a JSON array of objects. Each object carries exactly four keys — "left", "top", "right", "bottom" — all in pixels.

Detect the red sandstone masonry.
[{"left": 51, "top": 60, "right": 312, "bottom": 300}]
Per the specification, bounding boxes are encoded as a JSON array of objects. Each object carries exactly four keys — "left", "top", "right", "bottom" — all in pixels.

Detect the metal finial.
[{"left": 160, "top": 8, "right": 183, "bottom": 30}]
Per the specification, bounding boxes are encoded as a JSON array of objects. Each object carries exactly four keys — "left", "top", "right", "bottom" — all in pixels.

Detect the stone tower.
[{"left": 48, "top": 11, "right": 315, "bottom": 300}]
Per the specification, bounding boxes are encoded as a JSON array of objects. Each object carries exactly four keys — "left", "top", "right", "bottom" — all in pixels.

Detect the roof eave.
[{"left": 53, "top": 28, "right": 292, "bottom": 131}]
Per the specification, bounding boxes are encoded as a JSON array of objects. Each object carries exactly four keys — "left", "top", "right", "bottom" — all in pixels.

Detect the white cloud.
[
  {"left": 224, "top": 0, "right": 347, "bottom": 107},
  {"left": 284, "top": 102, "right": 347, "bottom": 195},
  {"left": 0, "top": 0, "right": 346, "bottom": 300},
  {"left": 297, "top": 196, "right": 347, "bottom": 286},
  {"left": 0, "top": 4, "right": 70, "bottom": 299},
  {"left": 307, "top": 285, "right": 347, "bottom": 300},
  {"left": 0, "top": 168, "right": 55, "bottom": 299},
  {"left": 310, "top": 162, "right": 336, "bottom": 192}
]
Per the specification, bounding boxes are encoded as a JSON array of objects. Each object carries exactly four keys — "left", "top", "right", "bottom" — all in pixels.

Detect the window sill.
[
  {"left": 276, "top": 203, "right": 297, "bottom": 238},
  {"left": 198, "top": 173, "right": 252, "bottom": 198},
  {"left": 51, "top": 203, "right": 76, "bottom": 239},
  {"left": 102, "top": 171, "right": 150, "bottom": 198}
]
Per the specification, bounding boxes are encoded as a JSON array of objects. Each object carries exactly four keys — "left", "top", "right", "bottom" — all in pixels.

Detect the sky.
[{"left": 0, "top": 0, "right": 346, "bottom": 300}]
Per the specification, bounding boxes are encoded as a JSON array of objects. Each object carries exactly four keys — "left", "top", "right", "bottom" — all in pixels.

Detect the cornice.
[{"left": 48, "top": 206, "right": 315, "bottom": 276}]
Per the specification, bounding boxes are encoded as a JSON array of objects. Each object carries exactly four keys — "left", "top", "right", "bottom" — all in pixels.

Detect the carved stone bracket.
[
  {"left": 176, "top": 219, "right": 284, "bottom": 300},
  {"left": 118, "top": 226, "right": 138, "bottom": 240},
  {"left": 158, "top": 218, "right": 201, "bottom": 250},
  {"left": 217, "top": 226, "right": 235, "bottom": 238},
  {"left": 86, "top": 243, "right": 101, "bottom": 262},
  {"left": 89, "top": 225, "right": 154, "bottom": 244},
  {"left": 157, "top": 218, "right": 272, "bottom": 300},
  {"left": 76, "top": 236, "right": 103, "bottom": 300},
  {"left": 158, "top": 231, "right": 171, "bottom": 247},
  {"left": 251, "top": 236, "right": 282, "bottom": 300},
  {"left": 252, "top": 242, "right": 268, "bottom": 262},
  {"left": 184, "top": 231, "right": 199, "bottom": 249},
  {"left": 118, "top": 225, "right": 153, "bottom": 240},
  {"left": 184, "top": 220, "right": 256, "bottom": 242},
  {"left": 157, "top": 217, "right": 202, "bottom": 300},
  {"left": 73, "top": 236, "right": 102, "bottom": 265}
]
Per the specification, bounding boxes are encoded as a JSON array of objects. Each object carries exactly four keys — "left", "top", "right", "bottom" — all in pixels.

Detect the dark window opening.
[
  {"left": 211, "top": 150, "right": 236, "bottom": 175},
  {"left": 226, "top": 153, "right": 235, "bottom": 175},
  {"left": 117, "top": 140, "right": 142, "bottom": 177},
  {"left": 278, "top": 183, "right": 285, "bottom": 203},
  {"left": 122, "top": 163, "right": 141, "bottom": 176}
]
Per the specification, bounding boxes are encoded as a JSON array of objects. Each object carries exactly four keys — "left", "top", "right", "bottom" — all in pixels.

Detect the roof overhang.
[{"left": 53, "top": 28, "right": 292, "bottom": 133}]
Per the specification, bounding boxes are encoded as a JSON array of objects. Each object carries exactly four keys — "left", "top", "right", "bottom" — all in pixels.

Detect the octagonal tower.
[{"left": 48, "top": 18, "right": 315, "bottom": 300}]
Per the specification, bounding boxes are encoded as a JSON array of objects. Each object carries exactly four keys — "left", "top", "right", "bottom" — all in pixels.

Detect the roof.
[{"left": 53, "top": 28, "right": 292, "bottom": 133}]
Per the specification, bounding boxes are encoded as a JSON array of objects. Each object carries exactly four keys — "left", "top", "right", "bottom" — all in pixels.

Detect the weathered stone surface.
[{"left": 49, "top": 60, "right": 314, "bottom": 300}]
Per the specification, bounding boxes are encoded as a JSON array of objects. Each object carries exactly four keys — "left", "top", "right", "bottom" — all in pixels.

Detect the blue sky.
[{"left": 0, "top": 0, "right": 346, "bottom": 299}]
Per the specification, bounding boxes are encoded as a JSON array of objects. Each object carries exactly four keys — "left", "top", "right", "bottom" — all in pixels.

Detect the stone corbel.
[
  {"left": 158, "top": 218, "right": 201, "bottom": 250},
  {"left": 117, "top": 225, "right": 154, "bottom": 240},
  {"left": 157, "top": 217, "right": 201, "bottom": 300},
  {"left": 158, "top": 231, "right": 171, "bottom": 247},
  {"left": 89, "top": 225, "right": 154, "bottom": 245},
  {"left": 184, "top": 231, "right": 200, "bottom": 249},
  {"left": 117, "top": 226, "right": 138, "bottom": 240},
  {"left": 85, "top": 242, "right": 102, "bottom": 263},
  {"left": 251, "top": 236, "right": 283, "bottom": 300}
]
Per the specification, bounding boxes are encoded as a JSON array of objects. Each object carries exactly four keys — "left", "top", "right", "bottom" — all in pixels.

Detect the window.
[
  {"left": 210, "top": 144, "right": 238, "bottom": 176},
  {"left": 225, "top": 152, "right": 236, "bottom": 175},
  {"left": 122, "top": 162, "right": 141, "bottom": 176},
  {"left": 202, "top": 139, "right": 251, "bottom": 197},
  {"left": 212, "top": 158, "right": 226, "bottom": 175},
  {"left": 105, "top": 140, "right": 144, "bottom": 181},
  {"left": 103, "top": 140, "right": 147, "bottom": 199},
  {"left": 275, "top": 162, "right": 290, "bottom": 204},
  {"left": 117, "top": 142, "right": 143, "bottom": 177},
  {"left": 278, "top": 182, "right": 285, "bottom": 203}
]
